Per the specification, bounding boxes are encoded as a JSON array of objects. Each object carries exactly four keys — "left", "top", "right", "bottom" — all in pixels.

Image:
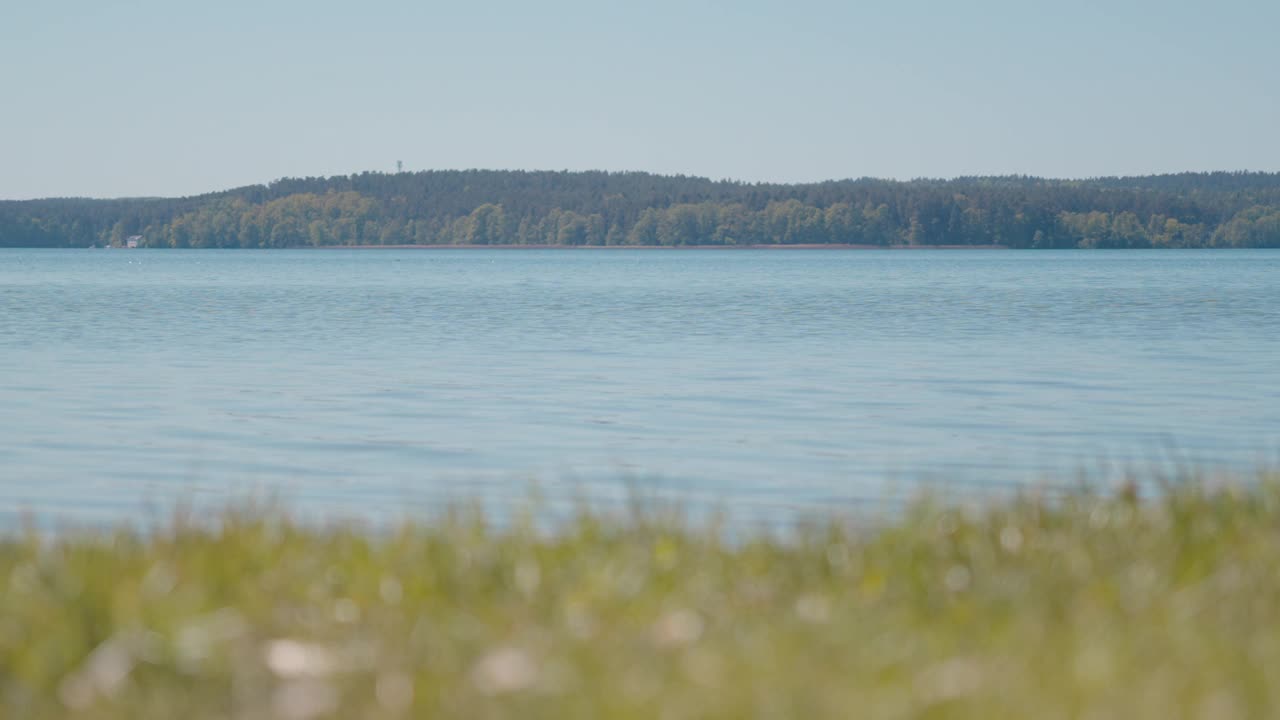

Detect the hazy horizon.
[
  {"left": 4, "top": 0, "right": 1278, "bottom": 200},
  {"left": 12, "top": 167, "right": 1280, "bottom": 203}
]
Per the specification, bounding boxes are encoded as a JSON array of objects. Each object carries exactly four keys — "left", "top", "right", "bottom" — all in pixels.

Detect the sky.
[{"left": 2, "top": 0, "right": 1277, "bottom": 199}]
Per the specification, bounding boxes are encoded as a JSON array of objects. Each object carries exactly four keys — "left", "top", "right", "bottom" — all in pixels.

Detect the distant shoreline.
[
  {"left": 296, "top": 243, "right": 1011, "bottom": 251},
  {"left": 9, "top": 170, "right": 1280, "bottom": 249}
]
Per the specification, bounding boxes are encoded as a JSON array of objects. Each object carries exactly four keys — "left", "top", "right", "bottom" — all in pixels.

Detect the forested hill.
[{"left": 3, "top": 170, "right": 1280, "bottom": 249}]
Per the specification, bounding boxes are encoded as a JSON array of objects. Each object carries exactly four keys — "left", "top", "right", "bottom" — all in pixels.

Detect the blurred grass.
[{"left": 4, "top": 473, "right": 1280, "bottom": 719}]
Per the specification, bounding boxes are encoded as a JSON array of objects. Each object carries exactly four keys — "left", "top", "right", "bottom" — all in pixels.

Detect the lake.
[{"left": 2, "top": 248, "right": 1278, "bottom": 524}]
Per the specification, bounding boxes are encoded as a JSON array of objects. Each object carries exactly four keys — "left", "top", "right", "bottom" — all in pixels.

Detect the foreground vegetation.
[
  {"left": 4, "top": 169, "right": 1280, "bottom": 249},
  {"left": 4, "top": 476, "right": 1280, "bottom": 719}
]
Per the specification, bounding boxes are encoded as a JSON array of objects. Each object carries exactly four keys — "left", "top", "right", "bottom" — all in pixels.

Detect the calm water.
[{"left": 2, "top": 249, "right": 1278, "bottom": 523}]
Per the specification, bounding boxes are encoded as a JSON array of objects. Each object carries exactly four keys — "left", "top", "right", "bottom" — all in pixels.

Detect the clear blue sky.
[{"left": 3, "top": 0, "right": 1277, "bottom": 199}]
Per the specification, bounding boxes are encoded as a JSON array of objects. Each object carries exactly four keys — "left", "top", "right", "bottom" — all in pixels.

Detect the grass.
[{"left": 4, "top": 474, "right": 1280, "bottom": 719}]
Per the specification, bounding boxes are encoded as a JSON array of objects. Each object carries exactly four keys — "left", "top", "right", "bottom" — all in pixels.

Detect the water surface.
[{"left": 2, "top": 249, "right": 1277, "bottom": 523}]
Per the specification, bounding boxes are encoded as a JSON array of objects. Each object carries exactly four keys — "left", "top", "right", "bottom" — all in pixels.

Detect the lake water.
[{"left": 2, "top": 249, "right": 1278, "bottom": 524}]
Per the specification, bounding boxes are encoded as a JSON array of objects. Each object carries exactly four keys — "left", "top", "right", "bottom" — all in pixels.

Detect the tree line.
[{"left": 2, "top": 170, "right": 1280, "bottom": 248}]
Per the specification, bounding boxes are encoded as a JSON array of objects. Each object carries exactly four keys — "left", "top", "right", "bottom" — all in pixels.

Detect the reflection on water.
[{"left": 2, "top": 249, "right": 1278, "bottom": 523}]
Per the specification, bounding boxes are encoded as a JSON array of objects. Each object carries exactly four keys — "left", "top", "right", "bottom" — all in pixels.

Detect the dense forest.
[{"left": 3, "top": 170, "right": 1280, "bottom": 248}]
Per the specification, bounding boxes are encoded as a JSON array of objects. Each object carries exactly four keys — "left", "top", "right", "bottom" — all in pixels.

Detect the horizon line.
[{"left": 6, "top": 167, "right": 1280, "bottom": 203}]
